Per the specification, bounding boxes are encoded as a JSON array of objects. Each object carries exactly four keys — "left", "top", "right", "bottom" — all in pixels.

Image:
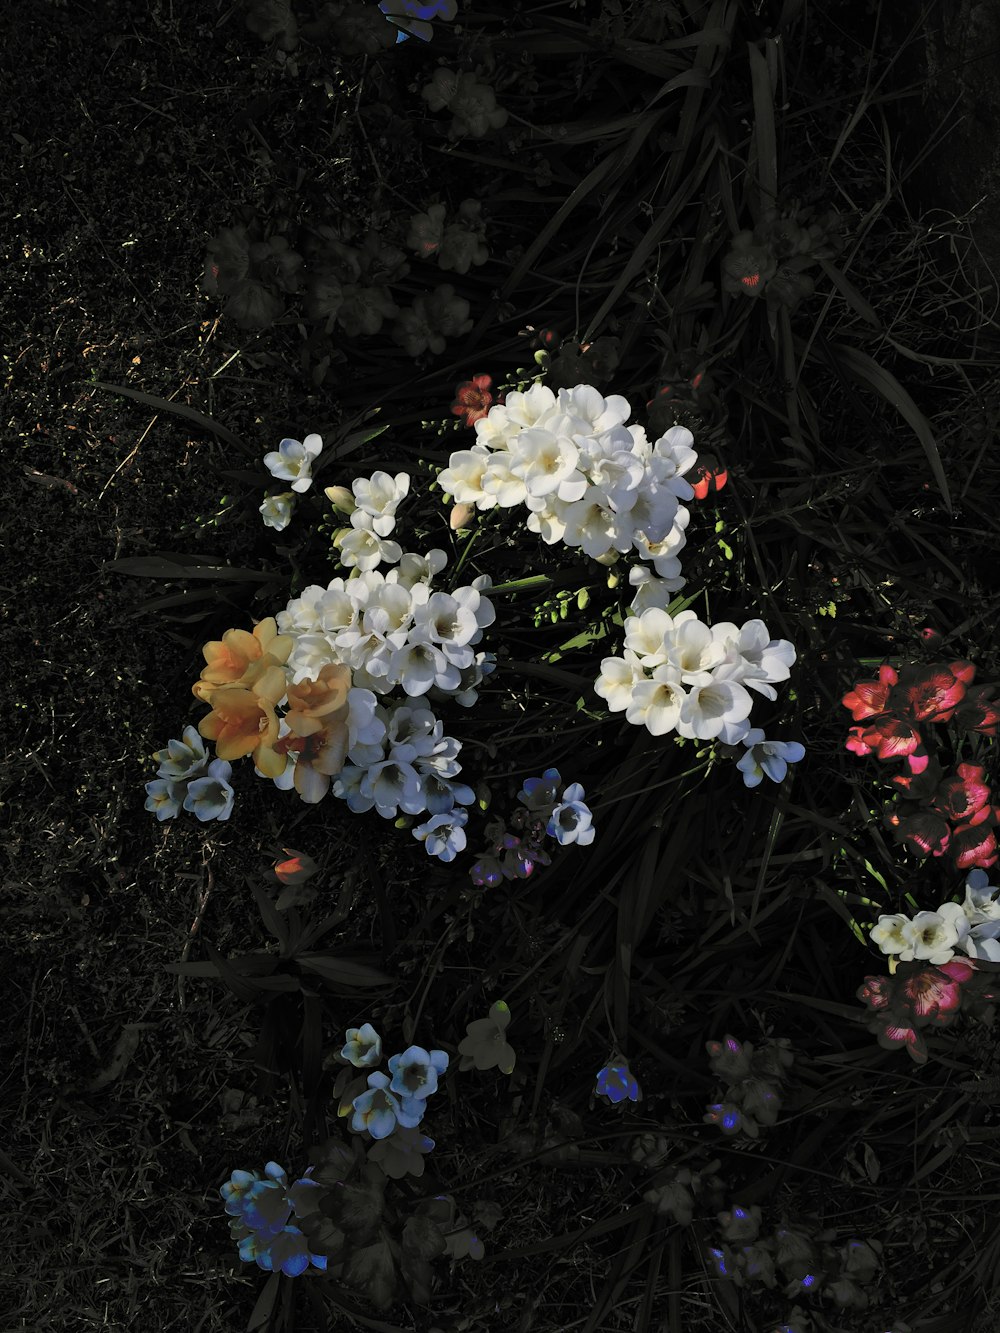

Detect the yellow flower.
[
  {"left": 284, "top": 663, "right": 352, "bottom": 737},
  {"left": 193, "top": 617, "right": 292, "bottom": 700},
  {"left": 198, "top": 686, "right": 282, "bottom": 768}
]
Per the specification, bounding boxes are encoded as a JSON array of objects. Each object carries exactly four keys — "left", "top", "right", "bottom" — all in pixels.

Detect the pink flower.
[{"left": 450, "top": 374, "right": 494, "bottom": 427}]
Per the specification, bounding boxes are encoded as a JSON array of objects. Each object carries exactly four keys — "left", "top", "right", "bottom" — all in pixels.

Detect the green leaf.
[
  {"left": 108, "top": 554, "right": 274, "bottom": 582},
  {"left": 296, "top": 953, "right": 395, "bottom": 989},
  {"left": 343, "top": 1236, "right": 398, "bottom": 1312},
  {"left": 748, "top": 40, "right": 777, "bottom": 207},
  {"left": 89, "top": 380, "right": 255, "bottom": 458},
  {"left": 825, "top": 342, "right": 953, "bottom": 513},
  {"left": 251, "top": 879, "right": 291, "bottom": 954},
  {"left": 246, "top": 1272, "right": 281, "bottom": 1333}
]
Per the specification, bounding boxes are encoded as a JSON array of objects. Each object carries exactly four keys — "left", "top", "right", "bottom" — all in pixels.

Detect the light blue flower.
[
  {"left": 341, "top": 1022, "right": 382, "bottom": 1068},
  {"left": 412, "top": 808, "right": 468, "bottom": 861},
  {"left": 153, "top": 725, "right": 209, "bottom": 780},
  {"left": 595, "top": 1061, "right": 641, "bottom": 1105},
  {"left": 183, "top": 758, "right": 235, "bottom": 821},
  {"left": 144, "top": 778, "right": 184, "bottom": 821},
  {"left": 387, "top": 1046, "right": 448, "bottom": 1101},
  {"left": 546, "top": 783, "right": 595, "bottom": 846},
  {"left": 350, "top": 1071, "right": 409, "bottom": 1139},
  {"left": 223, "top": 1163, "right": 328, "bottom": 1276},
  {"left": 736, "top": 729, "right": 805, "bottom": 788}
]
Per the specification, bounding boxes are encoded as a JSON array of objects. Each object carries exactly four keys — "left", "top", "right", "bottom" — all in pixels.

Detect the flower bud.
[
  {"left": 450, "top": 502, "right": 475, "bottom": 530},
  {"left": 324, "top": 485, "right": 356, "bottom": 515}
]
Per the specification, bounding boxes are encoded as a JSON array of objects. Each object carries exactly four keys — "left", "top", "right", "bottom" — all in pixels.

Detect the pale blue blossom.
[
  {"left": 144, "top": 777, "right": 184, "bottom": 821},
  {"left": 413, "top": 808, "right": 468, "bottom": 861},
  {"left": 736, "top": 729, "right": 805, "bottom": 787},
  {"left": 183, "top": 758, "right": 235, "bottom": 821},
  {"left": 153, "top": 725, "right": 209, "bottom": 780},
  {"left": 547, "top": 783, "right": 595, "bottom": 846}
]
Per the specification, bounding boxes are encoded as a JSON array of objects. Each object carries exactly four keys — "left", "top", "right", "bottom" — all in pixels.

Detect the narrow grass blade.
[
  {"left": 827, "top": 342, "right": 953, "bottom": 512},
  {"left": 748, "top": 40, "right": 777, "bottom": 208},
  {"left": 89, "top": 379, "right": 255, "bottom": 457}
]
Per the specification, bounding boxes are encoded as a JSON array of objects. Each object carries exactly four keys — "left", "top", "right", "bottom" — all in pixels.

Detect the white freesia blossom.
[
  {"left": 351, "top": 471, "right": 410, "bottom": 536},
  {"left": 711, "top": 620, "right": 796, "bottom": 699},
  {"left": 961, "top": 869, "right": 1000, "bottom": 925},
  {"left": 666, "top": 618, "right": 729, "bottom": 682},
  {"left": 560, "top": 486, "right": 634, "bottom": 558},
  {"left": 736, "top": 729, "right": 806, "bottom": 787},
  {"left": 594, "top": 649, "right": 646, "bottom": 712},
  {"left": 413, "top": 808, "right": 469, "bottom": 862},
  {"left": 626, "top": 668, "right": 688, "bottom": 736},
  {"left": 277, "top": 585, "right": 327, "bottom": 635},
  {"left": 480, "top": 451, "right": 529, "bottom": 508},
  {"left": 260, "top": 491, "right": 296, "bottom": 531},
  {"left": 870, "top": 914, "right": 912, "bottom": 955},
  {"left": 264, "top": 434, "right": 323, "bottom": 493},
  {"left": 507, "top": 428, "right": 582, "bottom": 500},
  {"left": 677, "top": 679, "right": 753, "bottom": 741},
  {"left": 360, "top": 758, "right": 426, "bottom": 818},
  {"left": 389, "top": 548, "right": 449, "bottom": 587},
  {"left": 438, "top": 446, "right": 492, "bottom": 505},
  {"left": 899, "top": 908, "right": 965, "bottom": 964},
  {"left": 336, "top": 527, "right": 402, "bottom": 572}
]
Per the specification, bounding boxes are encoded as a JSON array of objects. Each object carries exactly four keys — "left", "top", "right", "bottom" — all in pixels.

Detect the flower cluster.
[
  {"left": 707, "top": 1210, "right": 883, "bottom": 1314},
  {"left": 843, "top": 658, "right": 1000, "bottom": 871},
  {"left": 326, "top": 468, "right": 410, "bottom": 570},
  {"left": 405, "top": 198, "right": 489, "bottom": 274},
  {"left": 720, "top": 202, "right": 845, "bottom": 314},
  {"left": 856, "top": 956, "right": 998, "bottom": 1064},
  {"left": 702, "top": 1034, "right": 794, "bottom": 1138},
  {"left": 332, "top": 1023, "right": 449, "bottom": 1141},
  {"left": 468, "top": 769, "right": 596, "bottom": 887},
  {"left": 221, "top": 1162, "right": 327, "bottom": 1277},
  {"left": 594, "top": 1059, "right": 641, "bottom": 1106},
  {"left": 634, "top": 1146, "right": 724, "bottom": 1225},
  {"left": 144, "top": 724, "right": 235, "bottom": 822},
  {"left": 870, "top": 869, "right": 1000, "bottom": 965},
  {"left": 420, "top": 67, "right": 508, "bottom": 140},
  {"left": 438, "top": 382, "right": 698, "bottom": 587},
  {"left": 260, "top": 432, "right": 325, "bottom": 531},
  {"left": 596, "top": 610, "right": 796, "bottom": 745}
]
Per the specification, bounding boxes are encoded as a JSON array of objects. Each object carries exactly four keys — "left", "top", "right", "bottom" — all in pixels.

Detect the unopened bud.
[
  {"left": 450, "top": 502, "right": 475, "bottom": 530},
  {"left": 324, "top": 485, "right": 356, "bottom": 515},
  {"left": 594, "top": 550, "right": 620, "bottom": 567}
]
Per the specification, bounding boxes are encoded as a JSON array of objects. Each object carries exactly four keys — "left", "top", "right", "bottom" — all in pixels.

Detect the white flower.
[
  {"left": 666, "top": 618, "right": 728, "bottom": 683},
  {"left": 547, "top": 783, "right": 595, "bottom": 846},
  {"left": 899, "top": 909, "right": 963, "bottom": 964},
  {"left": 336, "top": 527, "right": 402, "bottom": 572},
  {"left": 438, "top": 446, "right": 492, "bottom": 505},
  {"left": 347, "top": 688, "right": 387, "bottom": 755},
  {"left": 677, "top": 679, "right": 753, "bottom": 741},
  {"left": 552, "top": 383, "right": 632, "bottom": 435},
  {"left": 627, "top": 568, "right": 679, "bottom": 616},
  {"left": 332, "top": 765, "right": 376, "bottom": 813},
  {"left": 626, "top": 667, "right": 687, "bottom": 735},
  {"left": 962, "top": 869, "right": 1000, "bottom": 925},
  {"left": 144, "top": 778, "right": 183, "bottom": 821},
  {"left": 412, "top": 589, "right": 479, "bottom": 651},
  {"left": 413, "top": 808, "right": 469, "bottom": 862},
  {"left": 736, "top": 728, "right": 806, "bottom": 787},
  {"left": 276, "top": 584, "right": 327, "bottom": 635},
  {"left": 594, "top": 649, "right": 646, "bottom": 712},
  {"left": 260, "top": 491, "right": 296, "bottom": 531},
  {"left": 286, "top": 633, "right": 339, "bottom": 684},
  {"left": 390, "top": 549, "right": 449, "bottom": 587},
  {"left": 507, "top": 427, "right": 582, "bottom": 500},
  {"left": 183, "top": 758, "right": 236, "bottom": 822},
  {"left": 390, "top": 630, "right": 460, "bottom": 696},
  {"left": 711, "top": 620, "right": 796, "bottom": 700},
  {"left": 623, "top": 608, "right": 698, "bottom": 668},
  {"left": 154, "top": 724, "right": 209, "bottom": 780},
  {"left": 649, "top": 426, "right": 698, "bottom": 500},
  {"left": 474, "top": 382, "right": 558, "bottom": 446},
  {"left": 962, "top": 921, "right": 1000, "bottom": 963},
  {"left": 351, "top": 471, "right": 410, "bottom": 536},
  {"left": 560, "top": 486, "right": 634, "bottom": 558},
  {"left": 480, "top": 450, "right": 528, "bottom": 508},
  {"left": 360, "top": 758, "right": 426, "bottom": 818},
  {"left": 263, "top": 434, "right": 323, "bottom": 493},
  {"left": 870, "top": 913, "right": 912, "bottom": 955}
]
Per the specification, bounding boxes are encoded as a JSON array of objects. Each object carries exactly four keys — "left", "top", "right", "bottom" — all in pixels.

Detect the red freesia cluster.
[
  {"left": 857, "top": 958, "right": 997, "bottom": 1064},
  {"left": 450, "top": 373, "right": 495, "bottom": 427},
  {"left": 842, "top": 659, "right": 1000, "bottom": 871}
]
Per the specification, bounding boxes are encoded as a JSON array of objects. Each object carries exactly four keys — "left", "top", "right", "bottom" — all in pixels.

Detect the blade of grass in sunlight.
[
  {"left": 825, "top": 342, "right": 953, "bottom": 512},
  {"left": 90, "top": 380, "right": 256, "bottom": 457}
]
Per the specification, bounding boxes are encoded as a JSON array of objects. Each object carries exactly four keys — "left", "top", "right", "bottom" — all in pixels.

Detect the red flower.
[
  {"left": 859, "top": 715, "right": 924, "bottom": 760},
  {"left": 885, "top": 807, "right": 951, "bottom": 858},
  {"left": 919, "top": 627, "right": 943, "bottom": 647},
  {"left": 889, "top": 750, "right": 942, "bottom": 799},
  {"left": 952, "top": 684, "right": 1000, "bottom": 737},
  {"left": 889, "top": 661, "right": 974, "bottom": 724},
  {"left": 691, "top": 453, "right": 729, "bottom": 500},
  {"left": 929, "top": 762, "right": 992, "bottom": 823},
  {"left": 845, "top": 726, "right": 875, "bottom": 757},
  {"left": 450, "top": 374, "right": 494, "bottom": 427},
  {"left": 902, "top": 963, "right": 967, "bottom": 1024},
  {"left": 950, "top": 806, "right": 1000, "bottom": 871},
  {"left": 842, "top": 665, "right": 899, "bottom": 721}
]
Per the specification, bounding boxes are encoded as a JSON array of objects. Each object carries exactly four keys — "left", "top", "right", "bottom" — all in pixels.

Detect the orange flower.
[
  {"left": 198, "top": 686, "right": 283, "bottom": 771},
  {"left": 284, "top": 663, "right": 352, "bottom": 736},
  {"left": 193, "top": 617, "right": 293, "bottom": 701}
]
